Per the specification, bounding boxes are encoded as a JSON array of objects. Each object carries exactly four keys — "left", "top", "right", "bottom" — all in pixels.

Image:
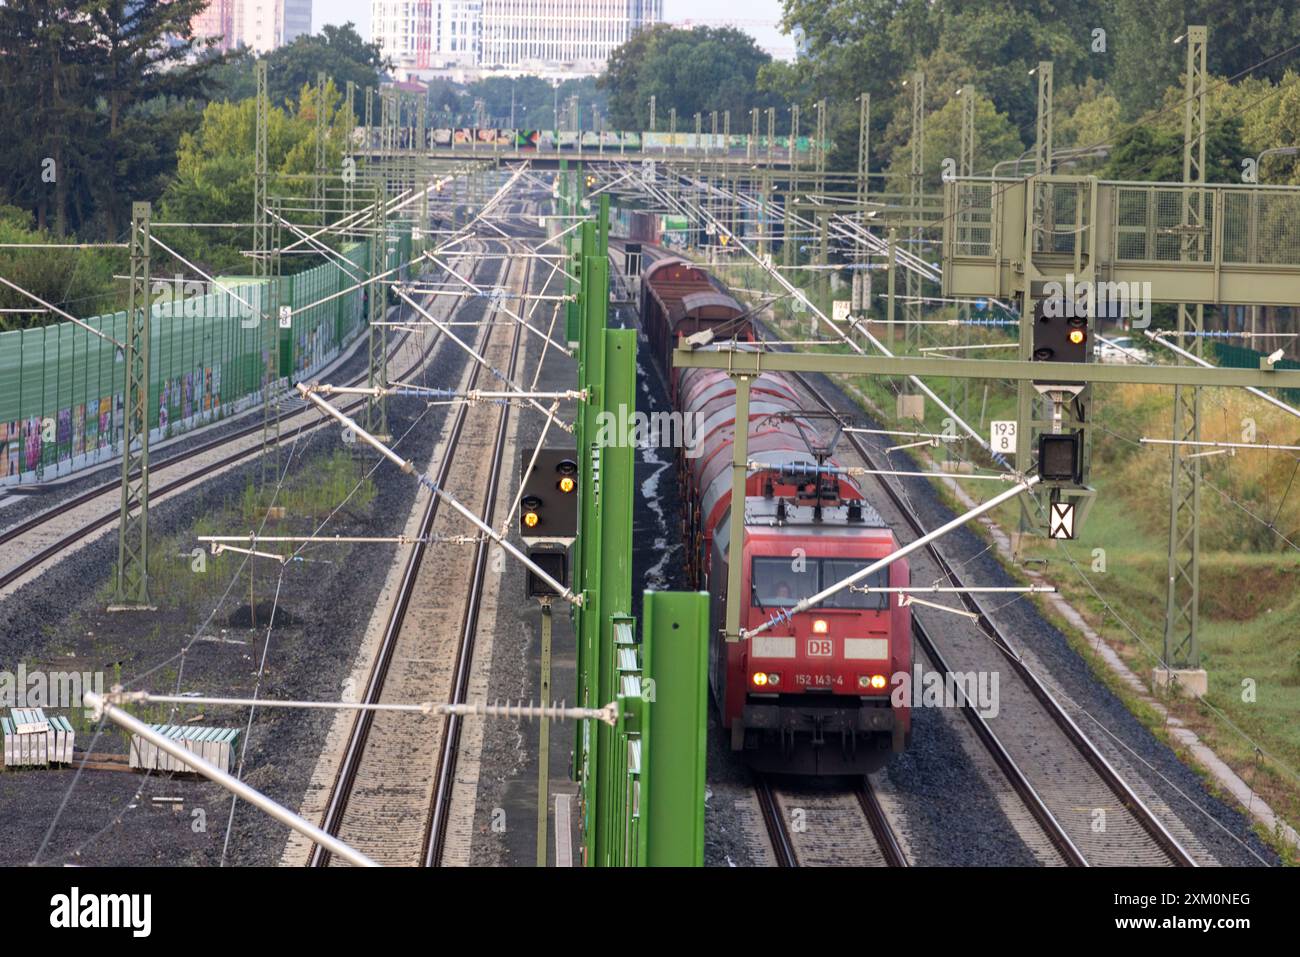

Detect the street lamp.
[{"left": 1254, "top": 146, "right": 1300, "bottom": 183}]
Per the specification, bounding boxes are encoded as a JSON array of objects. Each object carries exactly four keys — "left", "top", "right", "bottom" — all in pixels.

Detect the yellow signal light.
[
  {"left": 558, "top": 476, "right": 576, "bottom": 493},
  {"left": 523, "top": 511, "right": 540, "bottom": 528},
  {"left": 1068, "top": 329, "right": 1086, "bottom": 345}
]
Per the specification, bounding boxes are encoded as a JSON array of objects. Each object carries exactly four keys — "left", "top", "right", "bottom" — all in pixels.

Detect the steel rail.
[{"left": 309, "top": 240, "right": 524, "bottom": 867}]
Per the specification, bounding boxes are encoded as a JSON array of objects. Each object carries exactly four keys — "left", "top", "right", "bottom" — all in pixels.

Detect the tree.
[
  {"left": 206, "top": 24, "right": 390, "bottom": 108},
  {"left": 0, "top": 0, "right": 214, "bottom": 238},
  {"left": 0, "top": 206, "right": 119, "bottom": 326},
  {"left": 1109, "top": 0, "right": 1300, "bottom": 118},
  {"left": 885, "top": 92, "right": 1024, "bottom": 189},
  {"left": 1103, "top": 116, "right": 1247, "bottom": 183},
  {"left": 601, "top": 25, "right": 778, "bottom": 130},
  {"left": 160, "top": 81, "right": 355, "bottom": 275},
  {"left": 774, "top": 0, "right": 1103, "bottom": 174}
]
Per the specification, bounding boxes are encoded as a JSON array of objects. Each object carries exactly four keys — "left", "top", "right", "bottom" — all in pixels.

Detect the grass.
[{"left": 700, "top": 245, "right": 1300, "bottom": 857}]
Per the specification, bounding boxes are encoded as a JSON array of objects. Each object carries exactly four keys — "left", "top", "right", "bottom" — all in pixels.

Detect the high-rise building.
[
  {"left": 282, "top": 0, "right": 312, "bottom": 44},
  {"left": 193, "top": 0, "right": 312, "bottom": 54},
  {"left": 192, "top": 0, "right": 238, "bottom": 53},
  {"left": 373, "top": 0, "right": 482, "bottom": 79},
  {"left": 374, "top": 0, "right": 660, "bottom": 80},
  {"left": 479, "top": 0, "right": 660, "bottom": 74}
]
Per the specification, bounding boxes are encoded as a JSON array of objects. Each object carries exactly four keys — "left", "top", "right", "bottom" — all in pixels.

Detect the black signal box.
[
  {"left": 519, "top": 446, "right": 579, "bottom": 544},
  {"left": 1031, "top": 298, "right": 1089, "bottom": 367},
  {"left": 526, "top": 547, "right": 568, "bottom": 599},
  {"left": 1038, "top": 432, "right": 1083, "bottom": 484}
]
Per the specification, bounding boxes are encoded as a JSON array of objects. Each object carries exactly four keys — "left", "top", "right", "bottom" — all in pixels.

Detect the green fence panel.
[
  {"left": 1213, "top": 341, "right": 1300, "bottom": 404},
  {"left": 0, "top": 239, "right": 373, "bottom": 484}
]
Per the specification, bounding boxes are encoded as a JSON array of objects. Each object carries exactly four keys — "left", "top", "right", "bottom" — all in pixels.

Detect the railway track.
[
  {"left": 755, "top": 772, "right": 907, "bottom": 867},
  {"left": 309, "top": 241, "right": 537, "bottom": 866},
  {"left": 0, "top": 245, "right": 493, "bottom": 597},
  {"left": 786, "top": 365, "right": 1200, "bottom": 868},
  {"left": 625, "top": 240, "right": 1198, "bottom": 867}
]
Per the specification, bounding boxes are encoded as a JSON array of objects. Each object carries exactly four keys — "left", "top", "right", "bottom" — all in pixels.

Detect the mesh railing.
[
  {"left": 1112, "top": 185, "right": 1215, "bottom": 263},
  {"left": 952, "top": 181, "right": 994, "bottom": 257}
]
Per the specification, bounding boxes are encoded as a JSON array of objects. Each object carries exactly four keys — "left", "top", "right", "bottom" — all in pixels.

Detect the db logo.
[{"left": 807, "top": 639, "right": 832, "bottom": 657}]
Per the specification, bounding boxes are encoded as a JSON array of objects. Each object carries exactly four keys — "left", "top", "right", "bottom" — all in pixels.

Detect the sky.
[{"left": 312, "top": 0, "right": 794, "bottom": 60}]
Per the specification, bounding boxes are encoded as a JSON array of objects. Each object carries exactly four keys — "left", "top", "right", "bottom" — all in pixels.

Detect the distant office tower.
[
  {"left": 217, "top": 0, "right": 312, "bottom": 54},
  {"left": 282, "top": 0, "right": 312, "bottom": 43},
  {"left": 479, "top": 0, "right": 662, "bottom": 74},
  {"left": 373, "top": 0, "right": 482, "bottom": 77},
  {"left": 192, "top": 0, "right": 238, "bottom": 53}
]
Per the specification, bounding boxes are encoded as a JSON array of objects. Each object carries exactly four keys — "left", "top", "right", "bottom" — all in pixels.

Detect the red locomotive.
[{"left": 640, "top": 255, "right": 912, "bottom": 775}]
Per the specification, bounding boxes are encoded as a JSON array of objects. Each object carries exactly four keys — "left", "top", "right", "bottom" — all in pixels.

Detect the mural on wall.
[
  {"left": 0, "top": 421, "right": 18, "bottom": 479},
  {"left": 160, "top": 362, "right": 224, "bottom": 434}
]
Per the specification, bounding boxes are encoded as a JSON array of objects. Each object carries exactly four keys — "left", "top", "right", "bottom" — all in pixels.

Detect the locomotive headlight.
[
  {"left": 752, "top": 672, "right": 768, "bottom": 687},
  {"left": 766, "top": 673, "right": 780, "bottom": 687},
  {"left": 812, "top": 619, "right": 828, "bottom": 634},
  {"left": 870, "top": 674, "right": 887, "bottom": 690},
  {"left": 558, "top": 475, "right": 576, "bottom": 493}
]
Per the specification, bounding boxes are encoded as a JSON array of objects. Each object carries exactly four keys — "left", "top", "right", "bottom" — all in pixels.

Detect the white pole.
[
  {"left": 84, "top": 690, "right": 379, "bottom": 868},
  {"left": 744, "top": 474, "right": 1041, "bottom": 638}
]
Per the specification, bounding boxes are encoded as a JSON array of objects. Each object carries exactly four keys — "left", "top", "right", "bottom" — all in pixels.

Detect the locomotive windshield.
[
  {"left": 752, "top": 558, "right": 889, "bottom": 610},
  {"left": 751, "top": 557, "right": 818, "bottom": 606},
  {"left": 821, "top": 560, "right": 889, "bottom": 610}
]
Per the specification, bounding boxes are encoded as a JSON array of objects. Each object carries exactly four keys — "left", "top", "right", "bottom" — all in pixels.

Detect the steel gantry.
[
  {"left": 906, "top": 72, "right": 926, "bottom": 349},
  {"left": 112, "top": 201, "right": 153, "bottom": 609},
  {"left": 254, "top": 59, "right": 281, "bottom": 486},
  {"left": 1166, "top": 25, "right": 1209, "bottom": 675}
]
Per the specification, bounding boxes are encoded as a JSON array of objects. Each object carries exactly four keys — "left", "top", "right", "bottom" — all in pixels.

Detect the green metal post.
[
  {"left": 574, "top": 238, "right": 634, "bottom": 866},
  {"left": 594, "top": 323, "right": 634, "bottom": 867},
  {"left": 643, "top": 590, "right": 709, "bottom": 866},
  {"left": 536, "top": 599, "right": 553, "bottom": 866}
]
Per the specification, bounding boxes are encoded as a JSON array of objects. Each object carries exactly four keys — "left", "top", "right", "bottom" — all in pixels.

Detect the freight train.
[{"left": 639, "top": 255, "right": 912, "bottom": 775}]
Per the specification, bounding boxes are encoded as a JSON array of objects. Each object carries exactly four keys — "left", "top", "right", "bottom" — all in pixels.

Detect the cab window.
[
  {"left": 751, "top": 557, "right": 819, "bottom": 607},
  {"left": 821, "top": 561, "right": 889, "bottom": 610}
]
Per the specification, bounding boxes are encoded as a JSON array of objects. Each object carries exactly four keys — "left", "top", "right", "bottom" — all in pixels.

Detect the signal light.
[
  {"left": 1038, "top": 432, "right": 1083, "bottom": 484},
  {"left": 1031, "top": 299, "right": 1090, "bottom": 367},
  {"left": 519, "top": 447, "right": 579, "bottom": 543}
]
